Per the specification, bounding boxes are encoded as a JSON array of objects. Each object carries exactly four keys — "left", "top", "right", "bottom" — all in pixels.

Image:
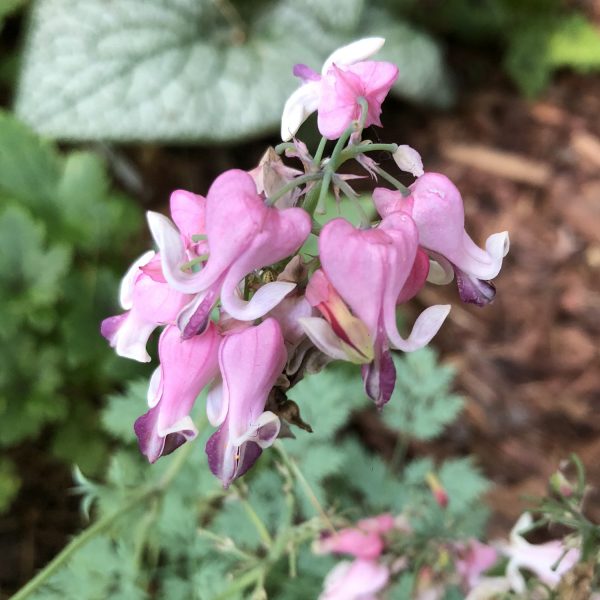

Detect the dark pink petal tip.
[
  {"left": 293, "top": 63, "right": 320, "bottom": 82},
  {"left": 100, "top": 313, "right": 127, "bottom": 342},
  {"left": 362, "top": 349, "right": 396, "bottom": 409},
  {"left": 455, "top": 268, "right": 496, "bottom": 307}
]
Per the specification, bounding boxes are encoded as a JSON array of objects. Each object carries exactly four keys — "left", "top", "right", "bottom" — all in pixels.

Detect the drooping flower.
[
  {"left": 315, "top": 513, "right": 395, "bottom": 560},
  {"left": 301, "top": 215, "right": 450, "bottom": 406},
  {"left": 373, "top": 173, "right": 510, "bottom": 306},
  {"left": 100, "top": 250, "right": 192, "bottom": 362},
  {"left": 205, "top": 318, "right": 286, "bottom": 487},
  {"left": 319, "top": 559, "right": 389, "bottom": 600},
  {"left": 281, "top": 37, "right": 398, "bottom": 141},
  {"left": 498, "top": 513, "right": 580, "bottom": 593},
  {"left": 134, "top": 322, "right": 220, "bottom": 463},
  {"left": 453, "top": 539, "right": 498, "bottom": 591},
  {"left": 147, "top": 169, "right": 311, "bottom": 324}
]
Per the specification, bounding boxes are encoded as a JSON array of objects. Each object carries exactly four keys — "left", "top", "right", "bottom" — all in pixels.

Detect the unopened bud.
[
  {"left": 426, "top": 472, "right": 448, "bottom": 508},
  {"left": 550, "top": 471, "right": 574, "bottom": 498},
  {"left": 393, "top": 144, "right": 424, "bottom": 178}
]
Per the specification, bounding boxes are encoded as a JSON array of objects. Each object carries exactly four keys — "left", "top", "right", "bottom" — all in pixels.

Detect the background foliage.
[
  {"left": 28, "top": 353, "right": 489, "bottom": 599},
  {"left": 0, "top": 111, "right": 145, "bottom": 510}
]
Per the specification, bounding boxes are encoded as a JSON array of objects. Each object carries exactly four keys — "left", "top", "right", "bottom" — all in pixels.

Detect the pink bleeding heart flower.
[
  {"left": 453, "top": 539, "right": 499, "bottom": 591},
  {"left": 101, "top": 251, "right": 193, "bottom": 362},
  {"left": 318, "top": 60, "right": 399, "bottom": 140},
  {"left": 301, "top": 216, "right": 450, "bottom": 407},
  {"left": 498, "top": 513, "right": 580, "bottom": 593},
  {"left": 301, "top": 268, "right": 374, "bottom": 365},
  {"left": 319, "top": 559, "right": 389, "bottom": 600},
  {"left": 373, "top": 173, "right": 510, "bottom": 306},
  {"left": 315, "top": 513, "right": 395, "bottom": 561},
  {"left": 205, "top": 318, "right": 286, "bottom": 487},
  {"left": 134, "top": 322, "right": 220, "bottom": 463},
  {"left": 147, "top": 170, "right": 311, "bottom": 327},
  {"left": 281, "top": 37, "right": 392, "bottom": 141}
]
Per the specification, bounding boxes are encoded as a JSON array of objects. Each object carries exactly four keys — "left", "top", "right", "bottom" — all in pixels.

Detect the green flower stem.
[
  {"left": 11, "top": 440, "right": 197, "bottom": 600},
  {"left": 314, "top": 97, "right": 369, "bottom": 215},
  {"left": 313, "top": 136, "right": 328, "bottom": 166},
  {"left": 274, "top": 441, "right": 336, "bottom": 534},
  {"left": 266, "top": 173, "right": 322, "bottom": 207},
  {"left": 274, "top": 142, "right": 296, "bottom": 155},
  {"left": 196, "top": 528, "right": 256, "bottom": 563},
  {"left": 338, "top": 142, "right": 399, "bottom": 163},
  {"left": 372, "top": 165, "right": 410, "bottom": 196},
  {"left": 213, "top": 565, "right": 264, "bottom": 600},
  {"left": 234, "top": 485, "right": 273, "bottom": 549}
]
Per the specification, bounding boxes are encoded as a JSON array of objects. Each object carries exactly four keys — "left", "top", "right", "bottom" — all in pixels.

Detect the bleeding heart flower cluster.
[
  {"left": 315, "top": 511, "right": 580, "bottom": 599},
  {"left": 102, "top": 37, "right": 509, "bottom": 487}
]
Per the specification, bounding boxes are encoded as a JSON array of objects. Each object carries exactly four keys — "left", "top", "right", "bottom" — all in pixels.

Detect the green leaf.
[
  {"left": 0, "top": 110, "right": 61, "bottom": 207},
  {"left": 102, "top": 379, "right": 149, "bottom": 443},
  {"left": 15, "top": 0, "right": 334, "bottom": 142},
  {"left": 438, "top": 457, "right": 489, "bottom": 516},
  {"left": 548, "top": 14, "right": 600, "bottom": 70},
  {"left": 384, "top": 349, "right": 464, "bottom": 441},
  {"left": 16, "top": 2, "right": 451, "bottom": 142}
]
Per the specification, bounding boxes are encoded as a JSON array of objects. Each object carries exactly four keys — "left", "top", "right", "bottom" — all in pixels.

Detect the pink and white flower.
[
  {"left": 319, "top": 559, "right": 389, "bottom": 600},
  {"left": 147, "top": 170, "right": 311, "bottom": 324},
  {"left": 281, "top": 38, "right": 398, "bottom": 141},
  {"left": 205, "top": 318, "right": 287, "bottom": 487},
  {"left": 373, "top": 173, "right": 509, "bottom": 306},
  {"left": 134, "top": 323, "right": 220, "bottom": 463},
  {"left": 300, "top": 215, "right": 449, "bottom": 406}
]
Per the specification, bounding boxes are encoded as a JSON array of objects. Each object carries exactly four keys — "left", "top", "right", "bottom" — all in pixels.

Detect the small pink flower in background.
[
  {"left": 373, "top": 173, "right": 509, "bottom": 306},
  {"left": 205, "top": 318, "right": 286, "bottom": 487},
  {"left": 134, "top": 323, "right": 220, "bottom": 463},
  {"left": 302, "top": 215, "right": 449, "bottom": 406},
  {"left": 498, "top": 512, "right": 580, "bottom": 593},
  {"left": 100, "top": 250, "right": 192, "bottom": 362},
  {"left": 315, "top": 512, "right": 396, "bottom": 560},
  {"left": 453, "top": 539, "right": 498, "bottom": 591},
  {"left": 147, "top": 169, "right": 311, "bottom": 324},
  {"left": 319, "top": 559, "right": 389, "bottom": 600},
  {"left": 281, "top": 37, "right": 397, "bottom": 141}
]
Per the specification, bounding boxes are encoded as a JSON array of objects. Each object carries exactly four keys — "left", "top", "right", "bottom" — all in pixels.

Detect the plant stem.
[
  {"left": 234, "top": 486, "right": 273, "bottom": 549},
  {"left": 313, "top": 136, "right": 328, "bottom": 166},
  {"left": 338, "top": 142, "right": 398, "bottom": 164},
  {"left": 214, "top": 566, "right": 264, "bottom": 600},
  {"left": 196, "top": 528, "right": 256, "bottom": 563},
  {"left": 11, "top": 437, "right": 197, "bottom": 600},
  {"left": 274, "top": 142, "right": 296, "bottom": 155},
  {"left": 266, "top": 173, "right": 322, "bottom": 206},
  {"left": 274, "top": 441, "right": 336, "bottom": 534},
  {"left": 372, "top": 165, "right": 410, "bottom": 196}
]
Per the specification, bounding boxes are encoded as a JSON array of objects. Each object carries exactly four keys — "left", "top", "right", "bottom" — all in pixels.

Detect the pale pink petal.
[
  {"left": 281, "top": 81, "right": 321, "bottom": 141},
  {"left": 134, "top": 324, "right": 220, "bottom": 463},
  {"left": 321, "top": 37, "right": 386, "bottom": 74},
  {"left": 220, "top": 280, "right": 297, "bottom": 322},
  {"left": 384, "top": 304, "right": 451, "bottom": 352},
  {"left": 319, "top": 559, "right": 389, "bottom": 600},
  {"left": 147, "top": 366, "right": 163, "bottom": 408},
  {"left": 206, "top": 377, "right": 226, "bottom": 427},
  {"left": 298, "top": 317, "right": 355, "bottom": 362},
  {"left": 119, "top": 250, "right": 155, "bottom": 310},
  {"left": 169, "top": 189, "right": 206, "bottom": 245},
  {"left": 315, "top": 529, "right": 384, "bottom": 560},
  {"left": 101, "top": 310, "right": 155, "bottom": 363}
]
